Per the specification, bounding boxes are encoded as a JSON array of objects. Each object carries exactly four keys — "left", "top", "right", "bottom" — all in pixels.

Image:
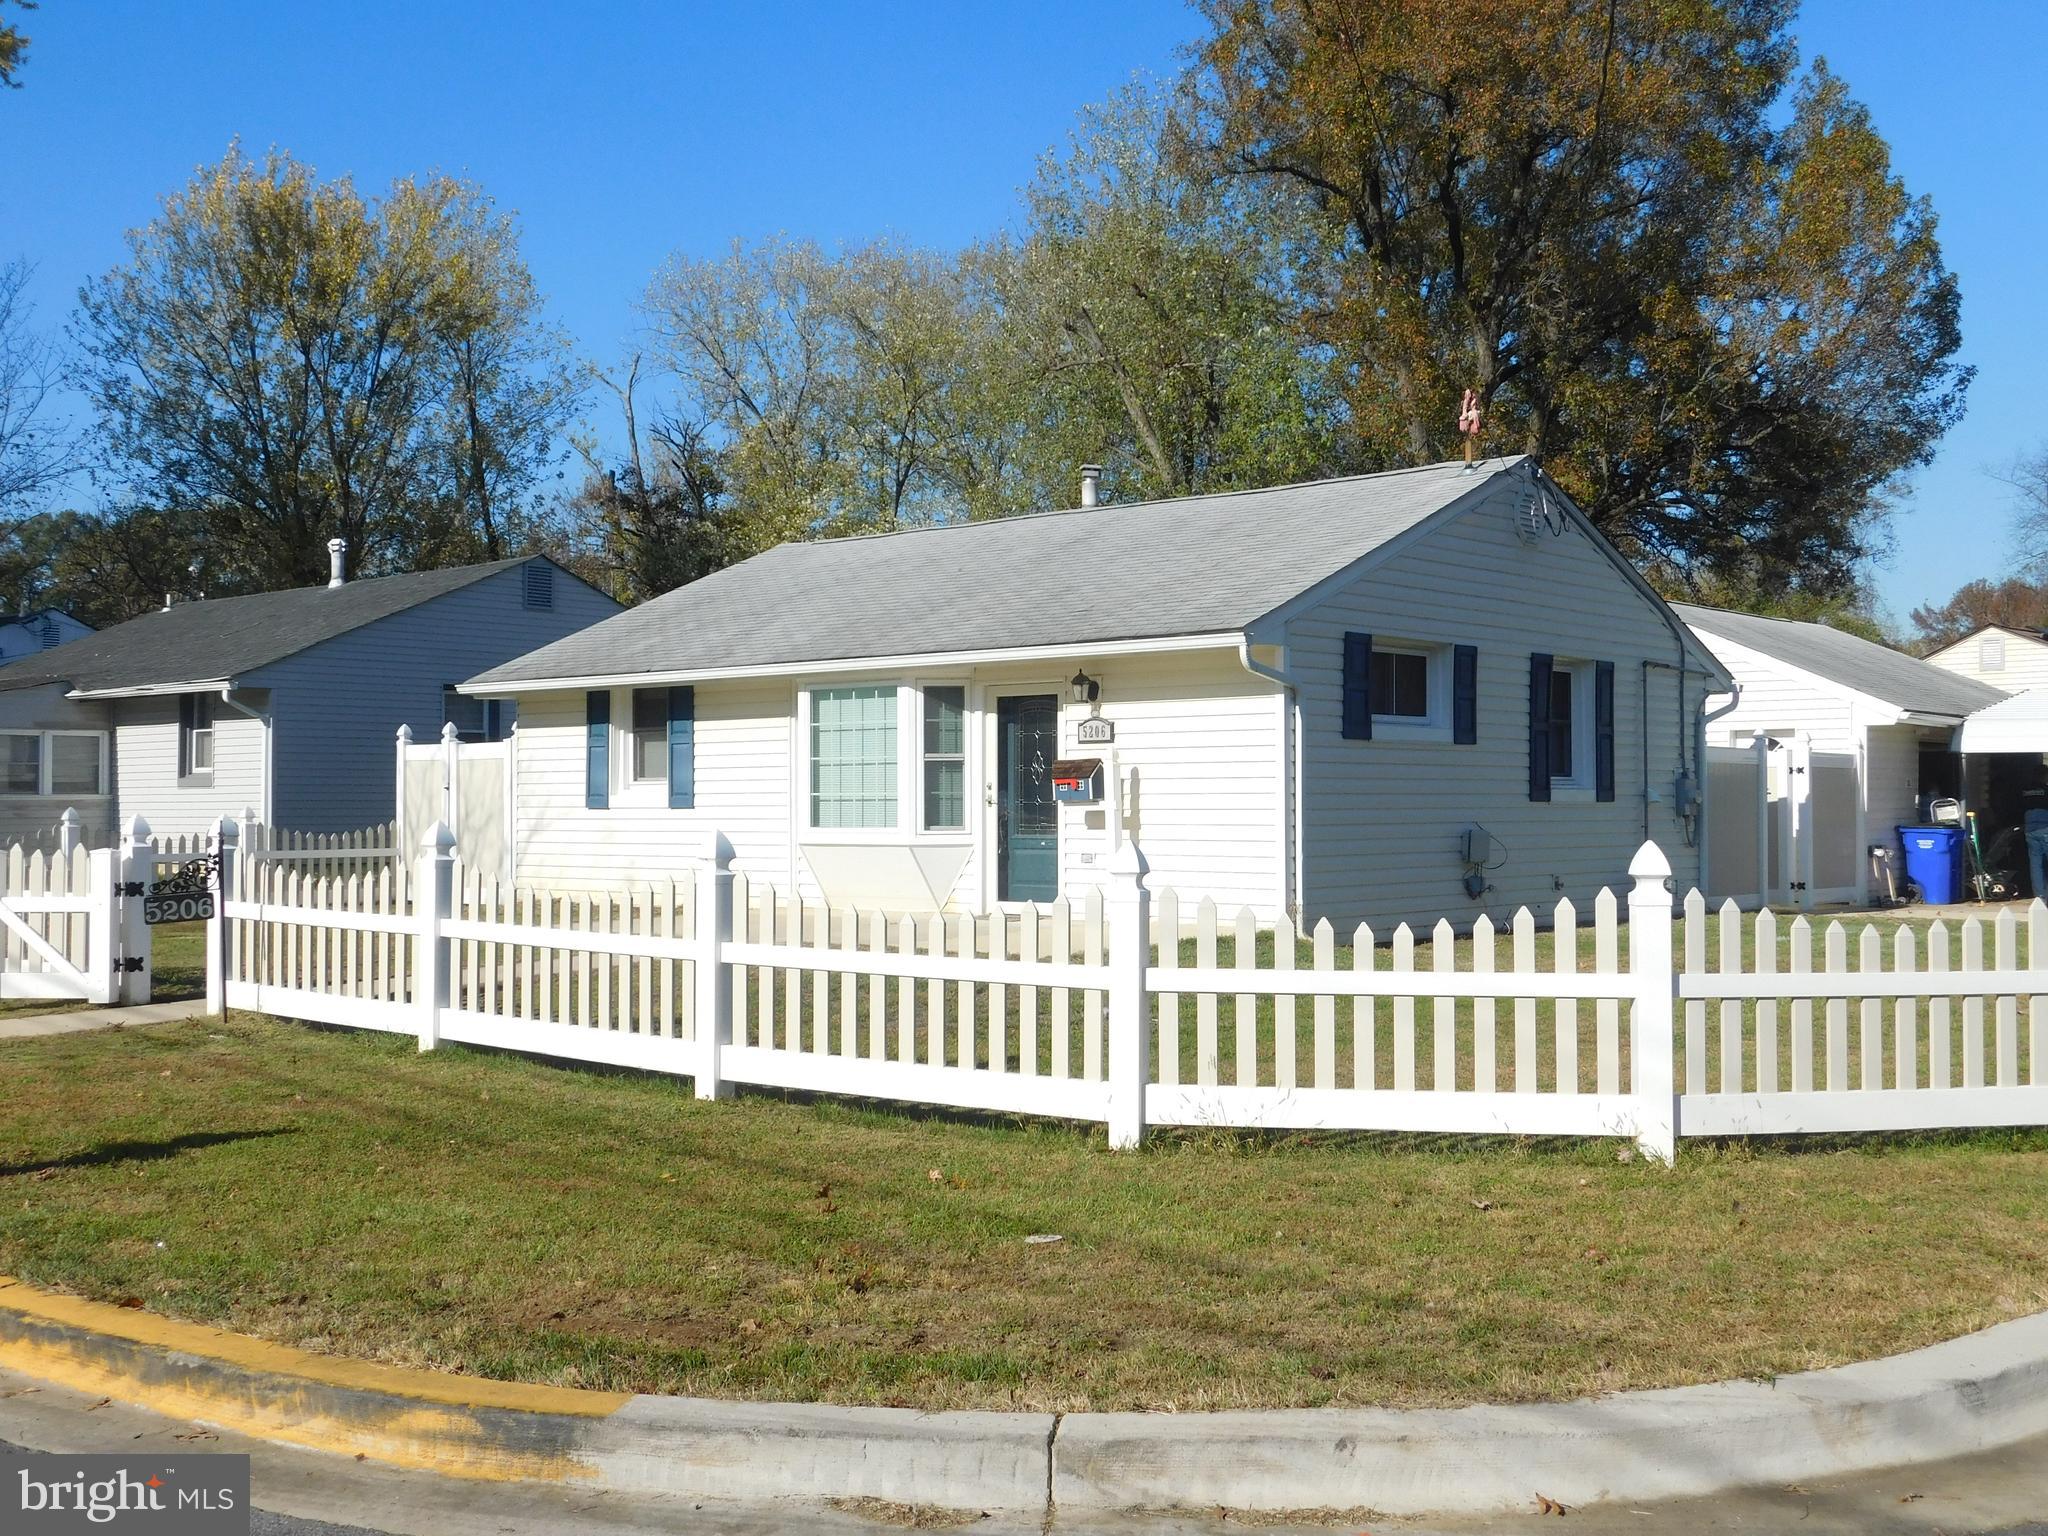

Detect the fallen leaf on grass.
[
  {"left": 1023, "top": 1234, "right": 1064, "bottom": 1246},
  {"left": 927, "top": 1168, "right": 944, "bottom": 1183},
  {"left": 1470, "top": 1199, "right": 1495, "bottom": 1211},
  {"left": 1534, "top": 1492, "right": 1567, "bottom": 1516},
  {"left": 117, "top": 1297, "right": 144, "bottom": 1309},
  {"left": 737, "top": 1318, "right": 760, "bottom": 1335}
]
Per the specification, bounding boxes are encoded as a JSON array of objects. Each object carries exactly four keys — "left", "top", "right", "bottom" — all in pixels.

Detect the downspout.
[
  {"left": 218, "top": 685, "right": 271, "bottom": 827},
  {"left": 1237, "top": 635, "right": 1303, "bottom": 921},
  {"left": 1698, "top": 684, "right": 1744, "bottom": 900}
]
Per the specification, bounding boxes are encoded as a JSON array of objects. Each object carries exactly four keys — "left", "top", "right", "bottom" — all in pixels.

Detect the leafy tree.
[
  {"left": 971, "top": 84, "right": 1341, "bottom": 512},
  {"left": 1190, "top": 0, "right": 1969, "bottom": 593},
  {"left": 1908, "top": 578, "right": 2048, "bottom": 654},
  {"left": 0, "top": 506, "right": 215, "bottom": 626},
  {"left": 0, "top": 258, "right": 70, "bottom": 515},
  {"left": 0, "top": 0, "right": 32, "bottom": 89},
  {"left": 74, "top": 146, "right": 576, "bottom": 590}
]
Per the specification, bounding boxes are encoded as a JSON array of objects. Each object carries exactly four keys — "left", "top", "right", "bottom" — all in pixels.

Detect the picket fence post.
[
  {"left": 117, "top": 815, "right": 152, "bottom": 1005},
  {"left": 1627, "top": 840, "right": 1678, "bottom": 1164},
  {"left": 693, "top": 830, "right": 734, "bottom": 1099},
  {"left": 84, "top": 845, "right": 117, "bottom": 1005},
  {"left": 206, "top": 815, "right": 239, "bottom": 1016},
  {"left": 393, "top": 724, "right": 412, "bottom": 852},
  {"left": 58, "top": 806, "right": 81, "bottom": 858},
  {"left": 1104, "top": 839, "right": 1151, "bottom": 1149},
  {"left": 416, "top": 820, "right": 456, "bottom": 1052}
]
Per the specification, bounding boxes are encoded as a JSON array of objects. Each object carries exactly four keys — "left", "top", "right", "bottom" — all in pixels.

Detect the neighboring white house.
[
  {"left": 0, "top": 548, "right": 619, "bottom": 846},
  {"left": 1923, "top": 624, "right": 2048, "bottom": 692},
  {"left": 1676, "top": 605, "right": 2006, "bottom": 907},
  {"left": 0, "top": 609, "right": 93, "bottom": 662},
  {"left": 464, "top": 457, "right": 1730, "bottom": 933}
]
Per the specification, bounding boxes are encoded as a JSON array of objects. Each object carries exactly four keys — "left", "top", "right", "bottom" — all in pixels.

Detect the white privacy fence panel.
[
  {"left": 198, "top": 819, "right": 2048, "bottom": 1160},
  {"left": 1678, "top": 897, "right": 2048, "bottom": 1135}
]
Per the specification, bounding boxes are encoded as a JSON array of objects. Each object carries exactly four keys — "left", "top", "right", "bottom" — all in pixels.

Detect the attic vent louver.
[{"left": 523, "top": 562, "right": 555, "bottom": 611}]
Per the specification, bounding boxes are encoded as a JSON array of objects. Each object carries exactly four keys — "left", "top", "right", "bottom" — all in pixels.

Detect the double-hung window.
[
  {"left": 921, "top": 686, "right": 966, "bottom": 832},
  {"left": 0, "top": 733, "right": 39, "bottom": 794},
  {"left": 0, "top": 731, "right": 107, "bottom": 796},
  {"left": 1548, "top": 667, "right": 1578, "bottom": 783},
  {"left": 443, "top": 687, "right": 515, "bottom": 744},
  {"left": 810, "top": 685, "right": 898, "bottom": 830},
  {"left": 630, "top": 688, "right": 668, "bottom": 784},
  {"left": 1369, "top": 648, "right": 1431, "bottom": 720},
  {"left": 180, "top": 693, "right": 214, "bottom": 781}
]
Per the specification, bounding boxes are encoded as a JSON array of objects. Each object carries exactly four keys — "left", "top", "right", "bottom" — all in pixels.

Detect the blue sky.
[{"left": 1, "top": 1, "right": 2040, "bottom": 628}]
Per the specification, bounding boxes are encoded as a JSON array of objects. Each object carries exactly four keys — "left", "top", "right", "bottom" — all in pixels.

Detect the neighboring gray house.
[
  {"left": 465, "top": 457, "right": 1731, "bottom": 932},
  {"left": 0, "top": 550, "right": 619, "bottom": 845},
  {"left": 0, "top": 609, "right": 94, "bottom": 662}
]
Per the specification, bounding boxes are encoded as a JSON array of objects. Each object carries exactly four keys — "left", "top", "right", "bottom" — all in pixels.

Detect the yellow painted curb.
[{"left": 0, "top": 1276, "right": 629, "bottom": 1482}]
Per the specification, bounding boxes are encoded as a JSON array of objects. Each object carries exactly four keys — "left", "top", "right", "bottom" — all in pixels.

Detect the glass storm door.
[{"left": 996, "top": 694, "right": 1059, "bottom": 903}]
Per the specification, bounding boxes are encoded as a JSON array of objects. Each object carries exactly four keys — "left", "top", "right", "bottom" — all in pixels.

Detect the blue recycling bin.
[{"left": 1897, "top": 825, "right": 1964, "bottom": 905}]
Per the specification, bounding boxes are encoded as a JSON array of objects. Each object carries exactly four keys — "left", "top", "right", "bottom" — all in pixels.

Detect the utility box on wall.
[{"left": 1052, "top": 757, "right": 1104, "bottom": 804}]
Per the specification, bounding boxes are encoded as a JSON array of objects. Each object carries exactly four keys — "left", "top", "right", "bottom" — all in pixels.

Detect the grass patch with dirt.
[{"left": 1, "top": 1007, "right": 2044, "bottom": 1412}]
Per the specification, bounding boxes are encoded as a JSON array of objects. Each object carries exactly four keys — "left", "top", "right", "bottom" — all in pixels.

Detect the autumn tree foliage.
[{"left": 1191, "top": 0, "right": 1969, "bottom": 597}]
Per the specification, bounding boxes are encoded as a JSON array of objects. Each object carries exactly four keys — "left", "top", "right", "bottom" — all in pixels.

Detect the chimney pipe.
[
  {"left": 1079, "top": 464, "right": 1101, "bottom": 509},
  {"left": 327, "top": 538, "right": 348, "bottom": 589}
]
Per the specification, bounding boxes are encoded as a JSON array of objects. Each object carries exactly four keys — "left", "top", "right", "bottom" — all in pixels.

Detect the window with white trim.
[
  {"left": 1549, "top": 660, "right": 1593, "bottom": 788},
  {"left": 1370, "top": 648, "right": 1431, "bottom": 719},
  {"left": 809, "top": 685, "right": 898, "bottom": 829},
  {"left": 0, "top": 730, "right": 108, "bottom": 796},
  {"left": 49, "top": 734, "right": 104, "bottom": 796},
  {"left": 921, "top": 686, "right": 966, "bottom": 832},
  {"left": 630, "top": 688, "right": 668, "bottom": 784},
  {"left": 180, "top": 693, "right": 214, "bottom": 781}
]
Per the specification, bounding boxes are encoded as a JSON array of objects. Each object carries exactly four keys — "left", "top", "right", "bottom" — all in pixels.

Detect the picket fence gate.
[{"left": 199, "top": 818, "right": 2048, "bottom": 1161}]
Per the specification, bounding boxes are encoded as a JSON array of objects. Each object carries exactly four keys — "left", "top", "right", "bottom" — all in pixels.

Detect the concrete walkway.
[{"left": 0, "top": 997, "right": 208, "bottom": 1040}]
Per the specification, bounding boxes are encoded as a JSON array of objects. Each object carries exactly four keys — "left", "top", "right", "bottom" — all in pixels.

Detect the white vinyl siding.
[
  {"left": 513, "top": 679, "right": 794, "bottom": 888},
  {"left": 506, "top": 649, "right": 1287, "bottom": 919},
  {"left": 1925, "top": 628, "right": 2048, "bottom": 692},
  {"left": 1291, "top": 476, "right": 1713, "bottom": 933},
  {"left": 0, "top": 685, "right": 115, "bottom": 844},
  {"left": 112, "top": 693, "right": 267, "bottom": 839}
]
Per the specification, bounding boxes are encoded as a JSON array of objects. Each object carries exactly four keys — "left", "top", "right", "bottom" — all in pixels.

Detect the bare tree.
[{"left": 0, "top": 258, "right": 71, "bottom": 515}]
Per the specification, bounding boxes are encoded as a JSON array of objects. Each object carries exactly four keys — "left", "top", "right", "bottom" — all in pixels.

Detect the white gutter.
[
  {"left": 1236, "top": 635, "right": 1304, "bottom": 922},
  {"left": 216, "top": 685, "right": 273, "bottom": 826},
  {"left": 66, "top": 678, "right": 235, "bottom": 700},
  {"left": 458, "top": 631, "right": 1250, "bottom": 696}
]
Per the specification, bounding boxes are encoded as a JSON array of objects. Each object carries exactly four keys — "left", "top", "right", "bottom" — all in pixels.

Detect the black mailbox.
[{"left": 1052, "top": 757, "right": 1104, "bottom": 804}]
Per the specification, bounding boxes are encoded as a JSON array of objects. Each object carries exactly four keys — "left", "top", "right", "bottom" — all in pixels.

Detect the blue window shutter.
[
  {"left": 1594, "top": 661, "right": 1616, "bottom": 802},
  {"left": 1453, "top": 645, "right": 1478, "bottom": 745},
  {"left": 1341, "top": 632, "right": 1373, "bottom": 740},
  {"left": 585, "top": 690, "right": 610, "bottom": 810},
  {"left": 667, "top": 686, "right": 695, "bottom": 809},
  {"left": 1528, "top": 653, "right": 1553, "bottom": 802}
]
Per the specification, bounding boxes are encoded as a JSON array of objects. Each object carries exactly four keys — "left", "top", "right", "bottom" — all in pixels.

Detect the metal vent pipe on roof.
[
  {"left": 327, "top": 538, "right": 348, "bottom": 588},
  {"left": 1079, "top": 464, "right": 1101, "bottom": 509}
]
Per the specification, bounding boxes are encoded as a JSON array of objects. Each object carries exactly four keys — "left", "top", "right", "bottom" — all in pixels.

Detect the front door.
[{"left": 996, "top": 693, "right": 1059, "bottom": 903}]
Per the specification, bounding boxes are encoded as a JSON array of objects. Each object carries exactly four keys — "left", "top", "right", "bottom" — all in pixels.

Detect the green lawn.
[{"left": 1, "top": 1006, "right": 2043, "bottom": 1413}]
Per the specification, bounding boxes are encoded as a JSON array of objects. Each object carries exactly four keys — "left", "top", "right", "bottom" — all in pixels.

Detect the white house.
[
  {"left": 1923, "top": 624, "right": 2048, "bottom": 691},
  {"left": 0, "top": 547, "right": 619, "bottom": 846},
  {"left": 1677, "top": 605, "right": 2006, "bottom": 906},
  {"left": 465, "top": 458, "right": 1729, "bottom": 932},
  {"left": 0, "top": 609, "right": 93, "bottom": 662}
]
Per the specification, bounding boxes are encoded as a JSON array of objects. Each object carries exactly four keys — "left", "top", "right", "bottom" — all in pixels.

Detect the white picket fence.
[{"left": 196, "top": 821, "right": 2048, "bottom": 1160}]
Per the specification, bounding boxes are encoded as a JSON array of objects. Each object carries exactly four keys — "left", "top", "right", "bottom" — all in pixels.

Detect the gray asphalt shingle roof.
[
  {"left": 1671, "top": 604, "right": 2007, "bottom": 721},
  {"left": 471, "top": 458, "right": 1530, "bottom": 688},
  {"left": 0, "top": 557, "right": 540, "bottom": 696}
]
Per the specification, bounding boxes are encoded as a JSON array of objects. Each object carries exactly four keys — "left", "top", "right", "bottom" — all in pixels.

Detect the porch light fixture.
[{"left": 1069, "top": 669, "right": 1100, "bottom": 705}]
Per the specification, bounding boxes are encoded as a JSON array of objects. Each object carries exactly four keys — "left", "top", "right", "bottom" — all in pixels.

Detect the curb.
[{"left": 2, "top": 1277, "right": 2045, "bottom": 1515}]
